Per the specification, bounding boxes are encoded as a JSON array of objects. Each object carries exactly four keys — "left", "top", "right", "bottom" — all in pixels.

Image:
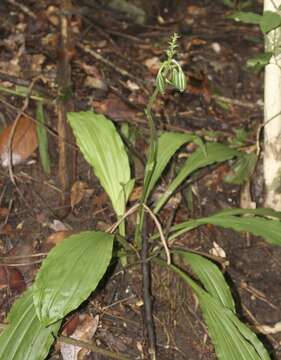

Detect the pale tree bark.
[{"left": 263, "top": 0, "right": 281, "bottom": 209}]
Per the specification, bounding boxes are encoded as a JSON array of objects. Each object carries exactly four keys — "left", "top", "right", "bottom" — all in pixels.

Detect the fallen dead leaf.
[
  {"left": 0, "top": 115, "right": 38, "bottom": 167},
  {"left": 92, "top": 94, "right": 137, "bottom": 122},
  {"left": 129, "top": 186, "right": 143, "bottom": 202},
  {"left": 60, "top": 314, "right": 99, "bottom": 360},
  {"left": 0, "top": 223, "right": 14, "bottom": 236},
  {"left": 0, "top": 208, "right": 9, "bottom": 218},
  {"left": 0, "top": 266, "right": 26, "bottom": 293},
  {"left": 46, "top": 231, "right": 73, "bottom": 246},
  {"left": 209, "top": 241, "right": 226, "bottom": 258},
  {"left": 71, "top": 181, "right": 89, "bottom": 208},
  {"left": 49, "top": 220, "right": 72, "bottom": 232},
  {"left": 186, "top": 5, "right": 207, "bottom": 16},
  {"left": 143, "top": 56, "right": 161, "bottom": 74}
]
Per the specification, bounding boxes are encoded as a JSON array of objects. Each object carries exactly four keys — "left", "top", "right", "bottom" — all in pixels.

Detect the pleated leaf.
[
  {"left": 175, "top": 251, "right": 235, "bottom": 311},
  {"left": 68, "top": 112, "right": 133, "bottom": 216},
  {"left": 0, "top": 287, "right": 61, "bottom": 360},
  {"left": 33, "top": 231, "right": 114, "bottom": 325},
  {"left": 169, "top": 209, "right": 281, "bottom": 245},
  {"left": 224, "top": 152, "right": 257, "bottom": 185},
  {"left": 154, "top": 142, "right": 239, "bottom": 213},
  {"left": 169, "top": 263, "right": 270, "bottom": 360},
  {"left": 145, "top": 131, "right": 196, "bottom": 199}
]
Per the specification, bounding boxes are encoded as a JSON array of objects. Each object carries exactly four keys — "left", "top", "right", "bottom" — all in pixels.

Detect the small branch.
[
  {"left": 212, "top": 94, "right": 263, "bottom": 109},
  {"left": 58, "top": 335, "right": 132, "bottom": 360},
  {"left": 56, "top": 0, "right": 76, "bottom": 218},
  {"left": 77, "top": 43, "right": 142, "bottom": 84},
  {"left": 6, "top": 0, "right": 36, "bottom": 19},
  {"left": 143, "top": 204, "right": 170, "bottom": 264}
]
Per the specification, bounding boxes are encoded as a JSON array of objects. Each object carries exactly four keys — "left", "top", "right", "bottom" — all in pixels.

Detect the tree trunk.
[{"left": 263, "top": 0, "right": 281, "bottom": 210}]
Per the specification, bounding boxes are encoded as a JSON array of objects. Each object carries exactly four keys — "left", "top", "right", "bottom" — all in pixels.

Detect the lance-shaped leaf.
[
  {"left": 169, "top": 208, "right": 281, "bottom": 245},
  {"left": 224, "top": 152, "right": 257, "bottom": 185},
  {"left": 175, "top": 251, "right": 235, "bottom": 311},
  {"left": 166, "top": 262, "right": 271, "bottom": 360},
  {"left": 68, "top": 112, "right": 133, "bottom": 216},
  {"left": 0, "top": 287, "right": 61, "bottom": 360},
  {"left": 229, "top": 11, "right": 262, "bottom": 24},
  {"left": 33, "top": 231, "right": 114, "bottom": 325},
  {"left": 145, "top": 131, "right": 197, "bottom": 199},
  {"left": 154, "top": 142, "right": 239, "bottom": 213}
]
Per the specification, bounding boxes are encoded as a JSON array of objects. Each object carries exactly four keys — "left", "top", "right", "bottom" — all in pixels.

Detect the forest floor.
[{"left": 0, "top": 0, "right": 280, "bottom": 359}]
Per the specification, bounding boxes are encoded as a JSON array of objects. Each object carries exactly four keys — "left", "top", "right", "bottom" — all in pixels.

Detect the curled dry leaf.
[
  {"left": 0, "top": 115, "right": 38, "bottom": 167},
  {"left": 60, "top": 314, "right": 99, "bottom": 360}
]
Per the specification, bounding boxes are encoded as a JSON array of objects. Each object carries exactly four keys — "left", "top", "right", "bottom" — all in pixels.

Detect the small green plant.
[
  {"left": 1, "top": 34, "right": 280, "bottom": 360},
  {"left": 228, "top": 7, "right": 281, "bottom": 71}
]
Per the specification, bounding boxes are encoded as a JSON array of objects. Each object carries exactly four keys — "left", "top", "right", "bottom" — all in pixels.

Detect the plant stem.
[{"left": 134, "top": 87, "right": 159, "bottom": 249}]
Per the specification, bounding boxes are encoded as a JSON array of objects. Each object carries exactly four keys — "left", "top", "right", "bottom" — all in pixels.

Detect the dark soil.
[{"left": 0, "top": 0, "right": 280, "bottom": 359}]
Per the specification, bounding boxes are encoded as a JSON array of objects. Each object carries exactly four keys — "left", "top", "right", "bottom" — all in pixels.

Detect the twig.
[
  {"left": 143, "top": 204, "right": 170, "bottom": 265},
  {"left": 5, "top": 0, "right": 36, "bottom": 19},
  {"left": 77, "top": 43, "right": 144, "bottom": 84},
  {"left": 107, "top": 203, "right": 140, "bottom": 233},
  {"left": 56, "top": 0, "right": 76, "bottom": 218},
  {"left": 58, "top": 335, "right": 132, "bottom": 360},
  {"left": 212, "top": 94, "right": 263, "bottom": 110}
]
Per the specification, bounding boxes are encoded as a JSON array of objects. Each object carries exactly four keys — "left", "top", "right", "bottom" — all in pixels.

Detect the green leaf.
[
  {"left": 230, "top": 128, "right": 249, "bottom": 147},
  {"left": 33, "top": 231, "right": 114, "bottom": 325},
  {"left": 225, "top": 152, "right": 257, "bottom": 184},
  {"left": 146, "top": 132, "right": 196, "bottom": 200},
  {"left": 260, "top": 11, "right": 281, "bottom": 34},
  {"left": 175, "top": 251, "right": 235, "bottom": 311},
  {"left": 153, "top": 142, "right": 239, "bottom": 213},
  {"left": 68, "top": 112, "right": 133, "bottom": 216},
  {"left": 168, "top": 263, "right": 270, "bottom": 360},
  {"left": 247, "top": 52, "right": 272, "bottom": 71},
  {"left": 36, "top": 102, "right": 51, "bottom": 174},
  {"left": 222, "top": 0, "right": 234, "bottom": 8},
  {"left": 229, "top": 11, "right": 262, "bottom": 24},
  {"left": 169, "top": 209, "right": 281, "bottom": 245},
  {"left": 208, "top": 207, "right": 281, "bottom": 219},
  {"left": 156, "top": 71, "right": 166, "bottom": 93},
  {"left": 0, "top": 288, "right": 61, "bottom": 360},
  {"left": 199, "top": 293, "right": 270, "bottom": 360}
]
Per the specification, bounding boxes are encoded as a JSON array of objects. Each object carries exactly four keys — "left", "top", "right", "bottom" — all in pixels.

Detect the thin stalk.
[{"left": 134, "top": 87, "right": 159, "bottom": 249}]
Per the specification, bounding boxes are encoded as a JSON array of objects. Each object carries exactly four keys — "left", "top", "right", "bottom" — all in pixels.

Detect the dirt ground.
[{"left": 0, "top": 0, "right": 280, "bottom": 359}]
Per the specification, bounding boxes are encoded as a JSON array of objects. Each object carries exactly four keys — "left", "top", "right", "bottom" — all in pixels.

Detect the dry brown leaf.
[
  {"left": 0, "top": 115, "right": 38, "bottom": 167},
  {"left": 0, "top": 208, "right": 9, "bottom": 218},
  {"left": 143, "top": 56, "right": 161, "bottom": 74},
  {"left": 61, "top": 314, "right": 99, "bottom": 360},
  {"left": 70, "top": 181, "right": 88, "bottom": 209},
  {"left": 46, "top": 231, "right": 73, "bottom": 246},
  {"left": 186, "top": 5, "right": 207, "bottom": 16},
  {"left": 0, "top": 266, "right": 26, "bottom": 293},
  {"left": 92, "top": 94, "right": 137, "bottom": 122},
  {"left": 129, "top": 186, "right": 143, "bottom": 202},
  {"left": 0, "top": 223, "right": 13, "bottom": 236}
]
